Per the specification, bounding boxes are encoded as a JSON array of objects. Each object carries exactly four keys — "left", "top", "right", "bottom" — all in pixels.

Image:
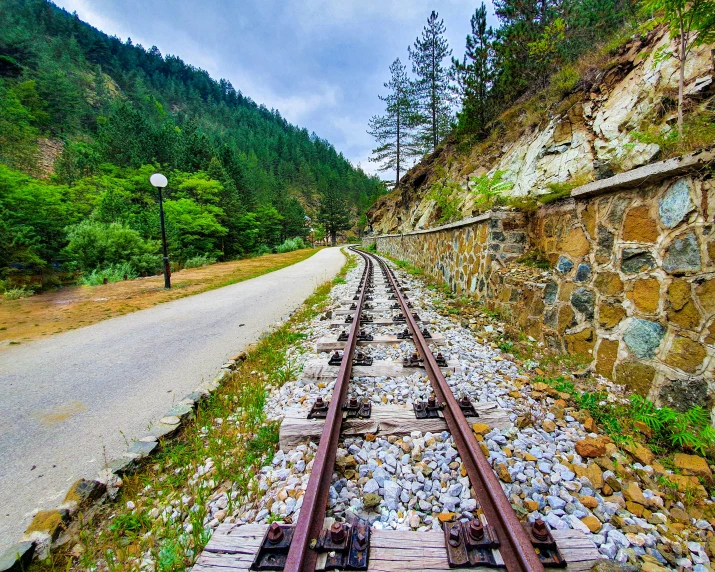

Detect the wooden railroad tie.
[
  {"left": 328, "top": 319, "right": 423, "bottom": 328},
  {"left": 279, "top": 403, "right": 510, "bottom": 450},
  {"left": 192, "top": 523, "right": 600, "bottom": 572},
  {"left": 302, "top": 358, "right": 459, "bottom": 380},
  {"left": 316, "top": 334, "right": 445, "bottom": 352}
]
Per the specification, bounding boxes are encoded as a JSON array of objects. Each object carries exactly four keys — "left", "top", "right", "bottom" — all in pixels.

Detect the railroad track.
[{"left": 193, "top": 248, "right": 599, "bottom": 572}]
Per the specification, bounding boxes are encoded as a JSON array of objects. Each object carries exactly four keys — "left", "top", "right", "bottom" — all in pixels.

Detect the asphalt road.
[{"left": 0, "top": 247, "right": 344, "bottom": 551}]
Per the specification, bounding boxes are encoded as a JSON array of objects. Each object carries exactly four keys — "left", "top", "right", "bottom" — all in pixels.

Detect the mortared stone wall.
[{"left": 364, "top": 163, "right": 714, "bottom": 414}]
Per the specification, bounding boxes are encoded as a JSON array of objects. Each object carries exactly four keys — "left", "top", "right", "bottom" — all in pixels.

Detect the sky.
[{"left": 54, "top": 0, "right": 498, "bottom": 177}]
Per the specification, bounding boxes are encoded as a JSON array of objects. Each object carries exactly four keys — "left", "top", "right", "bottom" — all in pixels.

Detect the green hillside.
[{"left": 0, "top": 0, "right": 385, "bottom": 287}]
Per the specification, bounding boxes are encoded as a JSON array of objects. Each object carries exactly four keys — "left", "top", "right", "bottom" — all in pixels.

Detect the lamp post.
[{"left": 150, "top": 173, "right": 171, "bottom": 289}]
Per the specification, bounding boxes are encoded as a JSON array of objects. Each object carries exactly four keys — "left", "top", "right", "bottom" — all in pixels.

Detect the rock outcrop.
[{"left": 368, "top": 28, "right": 714, "bottom": 234}]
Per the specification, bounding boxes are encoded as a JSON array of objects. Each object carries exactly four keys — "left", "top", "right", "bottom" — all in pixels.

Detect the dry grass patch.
[{"left": 0, "top": 248, "right": 320, "bottom": 346}]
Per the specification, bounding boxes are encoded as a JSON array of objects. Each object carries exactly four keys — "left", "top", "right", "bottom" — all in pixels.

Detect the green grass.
[
  {"left": 516, "top": 251, "right": 551, "bottom": 270},
  {"left": 498, "top": 340, "right": 515, "bottom": 353},
  {"left": 183, "top": 254, "right": 217, "bottom": 269},
  {"left": 630, "top": 109, "right": 715, "bottom": 159},
  {"left": 275, "top": 237, "right": 306, "bottom": 253},
  {"left": 2, "top": 286, "right": 34, "bottom": 300},
  {"left": 393, "top": 259, "right": 423, "bottom": 276},
  {"left": 81, "top": 262, "right": 138, "bottom": 285}
]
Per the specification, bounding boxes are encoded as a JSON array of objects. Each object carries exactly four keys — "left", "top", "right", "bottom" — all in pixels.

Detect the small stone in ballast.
[{"left": 363, "top": 493, "right": 381, "bottom": 508}]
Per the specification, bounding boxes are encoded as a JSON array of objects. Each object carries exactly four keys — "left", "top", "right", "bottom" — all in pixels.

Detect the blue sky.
[{"left": 54, "top": 0, "right": 498, "bottom": 176}]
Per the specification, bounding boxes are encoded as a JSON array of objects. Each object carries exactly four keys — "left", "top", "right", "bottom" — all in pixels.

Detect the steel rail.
[
  {"left": 283, "top": 247, "right": 373, "bottom": 572},
  {"left": 367, "top": 251, "right": 545, "bottom": 572}
]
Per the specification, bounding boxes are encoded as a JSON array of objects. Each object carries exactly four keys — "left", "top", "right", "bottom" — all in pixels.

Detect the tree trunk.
[
  {"left": 678, "top": 21, "right": 685, "bottom": 138},
  {"left": 432, "top": 98, "right": 437, "bottom": 150},
  {"left": 396, "top": 106, "right": 401, "bottom": 186},
  {"left": 432, "top": 41, "right": 437, "bottom": 151},
  {"left": 331, "top": 230, "right": 337, "bottom": 246}
]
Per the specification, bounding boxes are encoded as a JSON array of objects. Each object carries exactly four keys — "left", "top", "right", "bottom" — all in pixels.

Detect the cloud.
[
  {"left": 55, "top": 0, "right": 220, "bottom": 75},
  {"left": 239, "top": 78, "right": 341, "bottom": 125},
  {"left": 57, "top": 0, "right": 130, "bottom": 40},
  {"left": 52, "top": 0, "right": 498, "bottom": 168}
]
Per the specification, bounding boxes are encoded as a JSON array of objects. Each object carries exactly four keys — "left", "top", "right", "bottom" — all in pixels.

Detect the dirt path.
[{"left": 0, "top": 248, "right": 320, "bottom": 347}]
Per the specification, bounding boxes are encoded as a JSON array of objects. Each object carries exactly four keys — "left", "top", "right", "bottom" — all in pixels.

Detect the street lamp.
[{"left": 150, "top": 173, "right": 171, "bottom": 289}]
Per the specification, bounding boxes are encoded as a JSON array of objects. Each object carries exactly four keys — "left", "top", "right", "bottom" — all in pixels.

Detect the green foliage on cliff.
[
  {"left": 458, "top": 0, "right": 636, "bottom": 137},
  {"left": 470, "top": 170, "right": 513, "bottom": 211},
  {"left": 427, "top": 176, "right": 463, "bottom": 224}
]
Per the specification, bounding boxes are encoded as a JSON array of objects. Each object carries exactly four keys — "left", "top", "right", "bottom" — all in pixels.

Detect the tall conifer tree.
[
  {"left": 452, "top": 4, "right": 494, "bottom": 135},
  {"left": 408, "top": 11, "right": 453, "bottom": 154},
  {"left": 317, "top": 183, "right": 351, "bottom": 246},
  {"left": 367, "top": 58, "right": 416, "bottom": 187}
]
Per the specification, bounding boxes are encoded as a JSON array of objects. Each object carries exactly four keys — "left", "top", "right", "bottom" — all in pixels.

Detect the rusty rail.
[
  {"left": 283, "top": 247, "right": 373, "bottom": 572},
  {"left": 369, "top": 252, "right": 545, "bottom": 572}
]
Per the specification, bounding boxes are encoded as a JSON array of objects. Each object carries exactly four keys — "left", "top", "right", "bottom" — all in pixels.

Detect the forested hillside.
[{"left": 0, "top": 0, "right": 385, "bottom": 288}]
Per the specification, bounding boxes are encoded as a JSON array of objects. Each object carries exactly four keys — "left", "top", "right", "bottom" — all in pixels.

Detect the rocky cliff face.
[{"left": 368, "top": 28, "right": 714, "bottom": 234}]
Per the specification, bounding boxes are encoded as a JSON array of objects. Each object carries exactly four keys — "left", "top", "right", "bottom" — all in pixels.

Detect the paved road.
[{"left": 0, "top": 247, "right": 344, "bottom": 551}]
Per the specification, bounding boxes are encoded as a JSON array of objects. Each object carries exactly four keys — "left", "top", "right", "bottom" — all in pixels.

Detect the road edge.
[{"left": 0, "top": 247, "right": 348, "bottom": 570}]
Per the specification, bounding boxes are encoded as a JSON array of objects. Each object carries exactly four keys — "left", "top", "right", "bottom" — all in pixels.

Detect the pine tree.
[
  {"left": 317, "top": 184, "right": 351, "bottom": 246},
  {"left": 408, "top": 11, "right": 453, "bottom": 154},
  {"left": 452, "top": 4, "right": 494, "bottom": 135},
  {"left": 492, "top": 0, "right": 562, "bottom": 100},
  {"left": 367, "top": 58, "right": 417, "bottom": 187},
  {"left": 644, "top": 0, "right": 715, "bottom": 137}
]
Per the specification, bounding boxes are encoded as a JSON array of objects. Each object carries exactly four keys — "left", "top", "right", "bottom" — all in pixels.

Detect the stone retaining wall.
[
  {"left": 364, "top": 211, "right": 529, "bottom": 294},
  {"left": 364, "top": 158, "right": 715, "bottom": 413}
]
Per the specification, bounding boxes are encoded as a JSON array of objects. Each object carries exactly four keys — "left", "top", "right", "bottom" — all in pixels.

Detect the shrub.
[
  {"left": 254, "top": 244, "right": 272, "bottom": 256},
  {"left": 184, "top": 254, "right": 217, "bottom": 269},
  {"left": 541, "top": 375, "right": 715, "bottom": 455},
  {"left": 80, "top": 262, "right": 137, "bottom": 286},
  {"left": 3, "top": 287, "right": 33, "bottom": 300},
  {"left": 548, "top": 65, "right": 579, "bottom": 98},
  {"left": 470, "top": 170, "right": 513, "bottom": 212},
  {"left": 275, "top": 237, "right": 306, "bottom": 253},
  {"left": 428, "top": 180, "right": 463, "bottom": 223},
  {"left": 64, "top": 220, "right": 159, "bottom": 272},
  {"left": 129, "top": 253, "right": 162, "bottom": 275},
  {"left": 631, "top": 108, "right": 715, "bottom": 159},
  {"left": 629, "top": 395, "right": 715, "bottom": 456}
]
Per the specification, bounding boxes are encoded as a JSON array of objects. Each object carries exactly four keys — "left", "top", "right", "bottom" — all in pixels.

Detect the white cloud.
[
  {"left": 236, "top": 76, "right": 341, "bottom": 125},
  {"left": 55, "top": 0, "right": 220, "bottom": 76},
  {"left": 56, "top": 0, "right": 131, "bottom": 40},
  {"left": 52, "top": 0, "right": 496, "bottom": 168}
]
